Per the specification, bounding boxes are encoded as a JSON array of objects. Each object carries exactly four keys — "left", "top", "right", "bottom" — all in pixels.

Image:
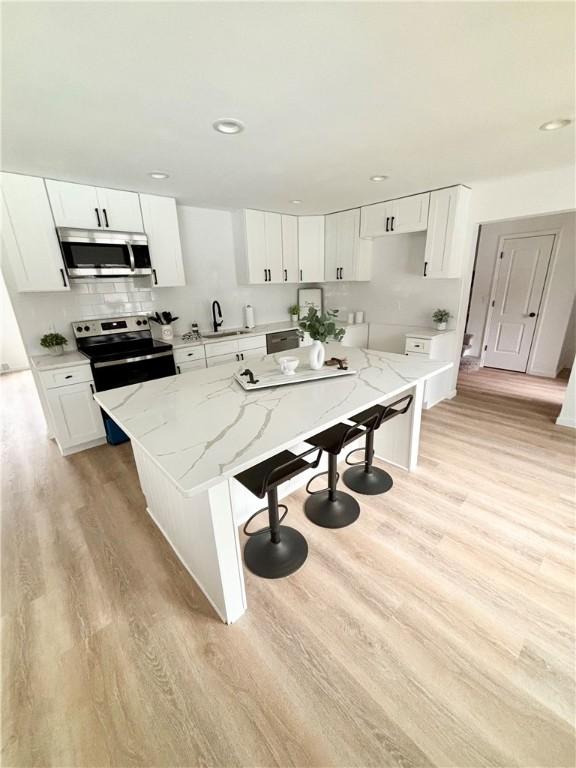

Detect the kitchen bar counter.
[{"left": 94, "top": 344, "right": 451, "bottom": 624}]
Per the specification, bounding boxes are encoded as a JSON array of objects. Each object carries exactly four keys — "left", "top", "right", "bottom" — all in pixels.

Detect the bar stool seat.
[
  {"left": 343, "top": 395, "right": 413, "bottom": 495},
  {"left": 235, "top": 446, "right": 322, "bottom": 579}
]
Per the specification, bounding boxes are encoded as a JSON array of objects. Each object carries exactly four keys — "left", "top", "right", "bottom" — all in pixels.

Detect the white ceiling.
[{"left": 2, "top": 2, "right": 574, "bottom": 214}]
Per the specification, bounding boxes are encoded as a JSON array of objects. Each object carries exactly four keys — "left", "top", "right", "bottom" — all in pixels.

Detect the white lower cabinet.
[
  {"left": 45, "top": 380, "right": 105, "bottom": 453},
  {"left": 206, "top": 352, "right": 239, "bottom": 367},
  {"left": 176, "top": 359, "right": 206, "bottom": 374},
  {"left": 404, "top": 331, "right": 455, "bottom": 407},
  {"left": 204, "top": 335, "right": 267, "bottom": 366}
]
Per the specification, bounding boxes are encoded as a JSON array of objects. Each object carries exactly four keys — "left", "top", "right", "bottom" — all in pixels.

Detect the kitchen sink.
[{"left": 202, "top": 329, "right": 252, "bottom": 338}]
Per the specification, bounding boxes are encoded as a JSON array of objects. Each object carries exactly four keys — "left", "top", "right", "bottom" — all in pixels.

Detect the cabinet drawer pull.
[
  {"left": 59, "top": 268, "right": 67, "bottom": 287},
  {"left": 340, "top": 267, "right": 344, "bottom": 280},
  {"left": 89, "top": 383, "right": 94, "bottom": 394},
  {"left": 95, "top": 208, "right": 101, "bottom": 227},
  {"left": 152, "top": 268, "right": 158, "bottom": 285},
  {"left": 423, "top": 261, "right": 428, "bottom": 277},
  {"left": 300, "top": 269, "right": 303, "bottom": 281},
  {"left": 187, "top": 352, "right": 194, "bottom": 357},
  {"left": 284, "top": 268, "right": 287, "bottom": 281},
  {"left": 102, "top": 208, "right": 109, "bottom": 228},
  {"left": 177, "top": 365, "right": 181, "bottom": 374},
  {"left": 65, "top": 374, "right": 73, "bottom": 379}
]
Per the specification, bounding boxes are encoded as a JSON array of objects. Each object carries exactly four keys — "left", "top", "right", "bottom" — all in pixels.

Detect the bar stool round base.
[
  {"left": 343, "top": 465, "right": 393, "bottom": 495},
  {"left": 304, "top": 491, "right": 360, "bottom": 529},
  {"left": 243, "top": 526, "right": 308, "bottom": 579}
]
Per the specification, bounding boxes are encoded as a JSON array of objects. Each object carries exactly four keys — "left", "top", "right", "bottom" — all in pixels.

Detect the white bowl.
[{"left": 279, "top": 356, "right": 299, "bottom": 375}]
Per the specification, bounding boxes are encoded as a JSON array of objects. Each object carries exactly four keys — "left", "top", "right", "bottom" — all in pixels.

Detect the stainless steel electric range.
[{"left": 73, "top": 315, "right": 176, "bottom": 444}]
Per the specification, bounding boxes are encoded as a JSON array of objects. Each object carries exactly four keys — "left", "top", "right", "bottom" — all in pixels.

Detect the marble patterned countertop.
[{"left": 94, "top": 343, "right": 452, "bottom": 497}]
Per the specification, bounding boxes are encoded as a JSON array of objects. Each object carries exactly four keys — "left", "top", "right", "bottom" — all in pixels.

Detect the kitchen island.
[{"left": 95, "top": 343, "right": 452, "bottom": 623}]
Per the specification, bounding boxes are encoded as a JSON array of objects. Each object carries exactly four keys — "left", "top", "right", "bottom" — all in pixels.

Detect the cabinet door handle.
[
  {"left": 340, "top": 267, "right": 344, "bottom": 280},
  {"left": 177, "top": 365, "right": 181, "bottom": 374},
  {"left": 65, "top": 374, "right": 73, "bottom": 379},
  {"left": 152, "top": 268, "right": 158, "bottom": 285},
  {"left": 300, "top": 269, "right": 303, "bottom": 281},
  {"left": 385, "top": 216, "right": 389, "bottom": 232},
  {"left": 390, "top": 216, "right": 395, "bottom": 231},
  {"left": 95, "top": 208, "right": 101, "bottom": 227},
  {"left": 89, "top": 383, "right": 94, "bottom": 394},
  {"left": 423, "top": 261, "right": 428, "bottom": 277},
  {"left": 102, "top": 208, "right": 109, "bottom": 228},
  {"left": 284, "top": 268, "right": 287, "bottom": 281},
  {"left": 59, "top": 268, "right": 67, "bottom": 287},
  {"left": 241, "top": 352, "right": 244, "bottom": 360},
  {"left": 264, "top": 269, "right": 268, "bottom": 282},
  {"left": 187, "top": 352, "right": 194, "bottom": 357}
]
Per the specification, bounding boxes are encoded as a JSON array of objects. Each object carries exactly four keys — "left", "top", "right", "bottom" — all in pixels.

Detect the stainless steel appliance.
[
  {"left": 58, "top": 228, "right": 152, "bottom": 279},
  {"left": 74, "top": 315, "right": 176, "bottom": 444},
  {"left": 266, "top": 329, "right": 300, "bottom": 354}
]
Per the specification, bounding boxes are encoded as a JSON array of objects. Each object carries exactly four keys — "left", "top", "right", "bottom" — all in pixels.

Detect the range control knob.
[
  {"left": 142, "top": 318, "right": 147, "bottom": 324},
  {"left": 136, "top": 320, "right": 142, "bottom": 326},
  {"left": 84, "top": 325, "right": 90, "bottom": 332},
  {"left": 76, "top": 326, "right": 83, "bottom": 332}
]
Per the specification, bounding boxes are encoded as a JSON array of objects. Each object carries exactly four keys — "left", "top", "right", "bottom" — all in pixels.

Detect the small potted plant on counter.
[
  {"left": 40, "top": 332, "right": 68, "bottom": 356},
  {"left": 432, "top": 308, "right": 451, "bottom": 331},
  {"left": 298, "top": 307, "right": 345, "bottom": 370},
  {"left": 288, "top": 303, "right": 300, "bottom": 324},
  {"left": 148, "top": 311, "right": 179, "bottom": 341}
]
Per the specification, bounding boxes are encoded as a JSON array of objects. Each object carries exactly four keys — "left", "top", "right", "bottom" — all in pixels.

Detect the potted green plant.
[
  {"left": 40, "top": 332, "right": 68, "bottom": 356},
  {"left": 288, "top": 303, "right": 299, "bottom": 324},
  {"left": 148, "top": 311, "right": 179, "bottom": 341},
  {"left": 298, "top": 307, "right": 345, "bottom": 370},
  {"left": 432, "top": 308, "right": 451, "bottom": 331}
]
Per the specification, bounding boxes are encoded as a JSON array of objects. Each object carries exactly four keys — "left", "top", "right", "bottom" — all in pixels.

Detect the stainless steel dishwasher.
[{"left": 266, "top": 329, "right": 300, "bottom": 354}]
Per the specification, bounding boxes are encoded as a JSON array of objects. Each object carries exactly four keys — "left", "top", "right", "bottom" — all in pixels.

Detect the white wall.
[
  {"left": 559, "top": 298, "right": 576, "bottom": 371},
  {"left": 466, "top": 211, "right": 575, "bottom": 376},
  {"left": 0, "top": 268, "right": 29, "bottom": 371},
  {"left": 451, "top": 164, "right": 576, "bottom": 391},
  {"left": 556, "top": 360, "right": 576, "bottom": 428}
]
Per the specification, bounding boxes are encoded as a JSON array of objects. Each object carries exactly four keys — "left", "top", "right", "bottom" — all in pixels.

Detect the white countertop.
[
  {"left": 168, "top": 321, "right": 300, "bottom": 349},
  {"left": 30, "top": 350, "right": 90, "bottom": 370},
  {"left": 94, "top": 343, "right": 452, "bottom": 498},
  {"left": 403, "top": 327, "right": 456, "bottom": 339}
]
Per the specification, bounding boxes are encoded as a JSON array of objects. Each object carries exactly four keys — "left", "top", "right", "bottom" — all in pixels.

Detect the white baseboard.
[{"left": 556, "top": 415, "right": 576, "bottom": 429}]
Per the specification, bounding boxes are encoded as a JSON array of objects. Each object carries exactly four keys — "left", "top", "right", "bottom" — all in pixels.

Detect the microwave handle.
[{"left": 126, "top": 242, "right": 136, "bottom": 271}]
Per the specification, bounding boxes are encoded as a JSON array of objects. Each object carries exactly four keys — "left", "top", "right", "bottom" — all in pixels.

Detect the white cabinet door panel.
[
  {"left": 46, "top": 381, "right": 105, "bottom": 450},
  {"left": 298, "top": 216, "right": 324, "bottom": 283},
  {"left": 1, "top": 173, "right": 69, "bottom": 292},
  {"left": 243, "top": 209, "right": 267, "bottom": 284},
  {"left": 391, "top": 193, "right": 429, "bottom": 234},
  {"left": 97, "top": 188, "right": 143, "bottom": 231},
  {"left": 337, "top": 209, "right": 356, "bottom": 282},
  {"left": 240, "top": 347, "right": 266, "bottom": 361},
  {"left": 264, "top": 212, "right": 283, "bottom": 283},
  {"left": 140, "top": 194, "right": 185, "bottom": 287},
  {"left": 360, "top": 201, "right": 393, "bottom": 238},
  {"left": 206, "top": 352, "right": 239, "bottom": 367},
  {"left": 45, "top": 179, "right": 101, "bottom": 229},
  {"left": 281, "top": 215, "right": 299, "bottom": 283},
  {"left": 324, "top": 212, "right": 339, "bottom": 282},
  {"left": 424, "top": 186, "right": 469, "bottom": 278},
  {"left": 176, "top": 359, "right": 206, "bottom": 374}
]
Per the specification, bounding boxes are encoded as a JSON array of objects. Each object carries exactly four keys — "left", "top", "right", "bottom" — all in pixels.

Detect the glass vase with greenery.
[{"left": 298, "top": 307, "right": 345, "bottom": 370}]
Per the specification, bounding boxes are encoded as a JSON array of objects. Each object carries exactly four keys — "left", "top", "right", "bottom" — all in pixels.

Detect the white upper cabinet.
[
  {"left": 139, "top": 194, "right": 185, "bottom": 287},
  {"left": 424, "top": 186, "right": 470, "bottom": 279},
  {"left": 390, "top": 193, "right": 430, "bottom": 234},
  {"left": 281, "top": 215, "right": 299, "bottom": 283},
  {"left": 360, "top": 192, "right": 429, "bottom": 238},
  {"left": 325, "top": 209, "right": 371, "bottom": 282},
  {"left": 237, "top": 210, "right": 287, "bottom": 284},
  {"left": 1, "top": 173, "right": 70, "bottom": 292},
  {"left": 298, "top": 216, "right": 325, "bottom": 283},
  {"left": 46, "top": 179, "right": 143, "bottom": 231}
]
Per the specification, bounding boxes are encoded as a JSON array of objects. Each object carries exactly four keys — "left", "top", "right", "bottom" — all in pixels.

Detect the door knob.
[{"left": 528, "top": 312, "right": 536, "bottom": 317}]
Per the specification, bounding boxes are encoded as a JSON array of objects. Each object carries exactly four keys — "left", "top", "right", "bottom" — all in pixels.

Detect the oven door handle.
[
  {"left": 93, "top": 351, "right": 174, "bottom": 368},
  {"left": 126, "top": 242, "right": 136, "bottom": 272}
]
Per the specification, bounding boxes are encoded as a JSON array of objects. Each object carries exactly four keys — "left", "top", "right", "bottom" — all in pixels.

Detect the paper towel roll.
[{"left": 244, "top": 304, "right": 255, "bottom": 329}]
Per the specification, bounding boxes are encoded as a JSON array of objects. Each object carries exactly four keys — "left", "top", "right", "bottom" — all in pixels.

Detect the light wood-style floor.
[{"left": 2, "top": 367, "right": 575, "bottom": 768}]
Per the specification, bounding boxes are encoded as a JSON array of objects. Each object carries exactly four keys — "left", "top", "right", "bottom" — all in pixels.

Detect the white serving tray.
[{"left": 234, "top": 362, "right": 357, "bottom": 390}]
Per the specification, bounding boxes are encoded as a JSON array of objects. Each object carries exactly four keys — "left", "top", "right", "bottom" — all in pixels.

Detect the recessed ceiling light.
[
  {"left": 213, "top": 118, "right": 244, "bottom": 134},
  {"left": 539, "top": 118, "right": 572, "bottom": 131},
  {"left": 370, "top": 175, "right": 388, "bottom": 182},
  {"left": 149, "top": 171, "right": 169, "bottom": 179},
  {"left": 290, "top": 199, "right": 302, "bottom": 204}
]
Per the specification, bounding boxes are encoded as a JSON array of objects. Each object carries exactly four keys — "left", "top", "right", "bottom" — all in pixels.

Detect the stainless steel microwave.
[{"left": 57, "top": 227, "right": 152, "bottom": 278}]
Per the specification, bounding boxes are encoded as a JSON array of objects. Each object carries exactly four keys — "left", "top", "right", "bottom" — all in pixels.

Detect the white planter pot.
[
  {"left": 290, "top": 314, "right": 299, "bottom": 325},
  {"left": 309, "top": 339, "right": 325, "bottom": 370},
  {"left": 434, "top": 322, "right": 447, "bottom": 331},
  {"left": 160, "top": 324, "right": 174, "bottom": 341},
  {"left": 47, "top": 345, "right": 65, "bottom": 356}
]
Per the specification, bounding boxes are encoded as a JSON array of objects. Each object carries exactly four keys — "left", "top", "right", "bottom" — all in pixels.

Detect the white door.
[
  {"left": 1, "top": 173, "right": 70, "bottom": 292},
  {"left": 140, "top": 194, "right": 185, "bottom": 287},
  {"left": 298, "top": 216, "right": 325, "bottom": 282},
  {"left": 45, "top": 179, "right": 101, "bottom": 229},
  {"left": 46, "top": 382, "right": 105, "bottom": 450},
  {"left": 244, "top": 210, "right": 267, "bottom": 284},
  {"left": 484, "top": 235, "right": 555, "bottom": 372},
  {"left": 281, "top": 215, "right": 299, "bottom": 283},
  {"left": 264, "top": 213, "right": 283, "bottom": 283},
  {"left": 391, "top": 193, "right": 429, "bottom": 234},
  {"left": 96, "top": 188, "right": 143, "bottom": 231}
]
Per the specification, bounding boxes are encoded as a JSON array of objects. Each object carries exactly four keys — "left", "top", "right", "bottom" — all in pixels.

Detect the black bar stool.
[
  {"left": 343, "top": 395, "right": 414, "bottom": 495},
  {"left": 235, "top": 446, "right": 322, "bottom": 579},
  {"left": 303, "top": 411, "right": 380, "bottom": 528}
]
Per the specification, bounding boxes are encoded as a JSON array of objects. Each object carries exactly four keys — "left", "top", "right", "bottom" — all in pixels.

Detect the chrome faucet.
[{"left": 211, "top": 300, "right": 223, "bottom": 333}]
